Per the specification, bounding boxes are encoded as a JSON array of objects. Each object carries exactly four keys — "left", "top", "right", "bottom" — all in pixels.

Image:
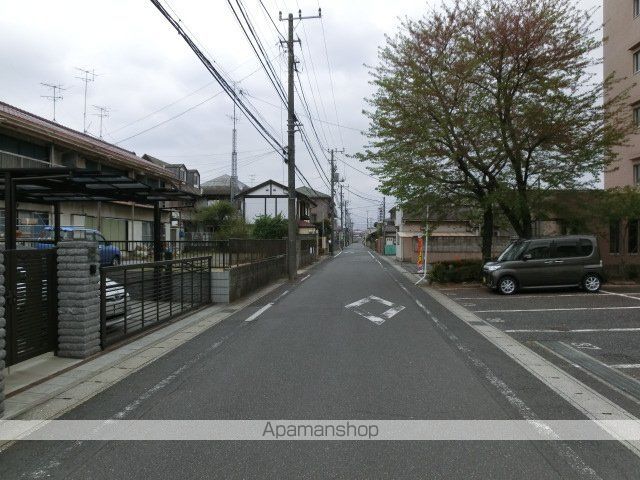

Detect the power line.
[
  {"left": 115, "top": 90, "right": 224, "bottom": 144},
  {"left": 148, "top": 1, "right": 286, "bottom": 159},
  {"left": 227, "top": 0, "right": 287, "bottom": 105}
]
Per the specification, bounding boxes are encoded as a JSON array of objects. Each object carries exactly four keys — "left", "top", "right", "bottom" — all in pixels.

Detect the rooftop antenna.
[
  {"left": 40, "top": 83, "right": 66, "bottom": 122},
  {"left": 75, "top": 67, "right": 96, "bottom": 133},
  {"left": 92, "top": 105, "right": 109, "bottom": 138}
]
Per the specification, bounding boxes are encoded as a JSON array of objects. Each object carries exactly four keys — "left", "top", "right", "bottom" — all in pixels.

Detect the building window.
[
  {"left": 635, "top": 51, "right": 640, "bottom": 74},
  {"left": 629, "top": 219, "right": 640, "bottom": 254},
  {"left": 635, "top": 0, "right": 640, "bottom": 17},
  {"left": 635, "top": 107, "right": 640, "bottom": 127},
  {"left": 610, "top": 220, "right": 621, "bottom": 254}
]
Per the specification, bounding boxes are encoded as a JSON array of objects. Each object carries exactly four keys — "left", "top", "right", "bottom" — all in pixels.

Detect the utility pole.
[
  {"left": 280, "top": 8, "right": 321, "bottom": 280},
  {"left": 328, "top": 148, "right": 343, "bottom": 256},
  {"left": 92, "top": 105, "right": 109, "bottom": 138},
  {"left": 40, "top": 83, "right": 65, "bottom": 122},
  {"left": 340, "top": 183, "right": 344, "bottom": 249},
  {"left": 229, "top": 92, "right": 239, "bottom": 203},
  {"left": 75, "top": 68, "right": 96, "bottom": 133}
]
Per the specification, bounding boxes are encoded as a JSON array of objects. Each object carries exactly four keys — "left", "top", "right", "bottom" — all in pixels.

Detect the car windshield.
[{"left": 497, "top": 241, "right": 527, "bottom": 262}]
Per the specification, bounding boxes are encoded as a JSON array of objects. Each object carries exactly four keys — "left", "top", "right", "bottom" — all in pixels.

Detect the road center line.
[{"left": 244, "top": 303, "right": 273, "bottom": 322}]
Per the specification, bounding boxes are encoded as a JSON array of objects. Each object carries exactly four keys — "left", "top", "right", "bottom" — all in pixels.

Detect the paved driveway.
[{"left": 437, "top": 283, "right": 640, "bottom": 385}]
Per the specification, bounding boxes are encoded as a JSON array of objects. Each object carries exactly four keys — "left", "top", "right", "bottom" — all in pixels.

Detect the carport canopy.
[{"left": 1, "top": 167, "right": 200, "bottom": 260}]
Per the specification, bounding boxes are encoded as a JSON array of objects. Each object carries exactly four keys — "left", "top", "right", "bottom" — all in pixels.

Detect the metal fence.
[
  {"left": 100, "top": 256, "right": 212, "bottom": 348},
  {"left": 108, "top": 240, "right": 229, "bottom": 266},
  {"left": 16, "top": 238, "right": 288, "bottom": 269}
]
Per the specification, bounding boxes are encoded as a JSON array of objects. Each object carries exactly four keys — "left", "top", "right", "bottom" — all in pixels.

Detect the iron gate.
[
  {"left": 100, "top": 256, "right": 212, "bottom": 348},
  {"left": 4, "top": 248, "right": 58, "bottom": 366}
]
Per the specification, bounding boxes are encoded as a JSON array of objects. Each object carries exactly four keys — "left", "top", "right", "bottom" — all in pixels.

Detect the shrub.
[
  {"left": 429, "top": 260, "right": 483, "bottom": 283},
  {"left": 252, "top": 214, "right": 288, "bottom": 239}
]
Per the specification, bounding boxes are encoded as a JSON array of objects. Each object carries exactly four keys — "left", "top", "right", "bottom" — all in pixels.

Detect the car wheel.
[
  {"left": 111, "top": 256, "right": 121, "bottom": 267},
  {"left": 583, "top": 273, "right": 601, "bottom": 293},
  {"left": 498, "top": 276, "right": 517, "bottom": 295}
]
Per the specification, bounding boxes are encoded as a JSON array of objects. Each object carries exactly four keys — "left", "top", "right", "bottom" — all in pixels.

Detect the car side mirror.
[{"left": 522, "top": 253, "right": 532, "bottom": 261}]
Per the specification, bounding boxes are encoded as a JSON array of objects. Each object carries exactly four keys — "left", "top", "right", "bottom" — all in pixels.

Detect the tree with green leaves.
[
  {"left": 195, "top": 201, "right": 249, "bottom": 239},
  {"left": 252, "top": 214, "right": 288, "bottom": 239},
  {"left": 359, "top": 0, "right": 631, "bottom": 260}
]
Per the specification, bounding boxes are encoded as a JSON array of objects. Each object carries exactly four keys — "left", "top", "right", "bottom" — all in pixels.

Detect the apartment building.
[
  {"left": 604, "top": 0, "right": 640, "bottom": 188},
  {"left": 602, "top": 1, "right": 640, "bottom": 269}
]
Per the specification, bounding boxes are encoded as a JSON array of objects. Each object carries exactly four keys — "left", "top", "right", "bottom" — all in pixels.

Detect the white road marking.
[
  {"left": 300, "top": 275, "right": 310, "bottom": 282},
  {"left": 369, "top": 295, "right": 393, "bottom": 307},
  {"left": 345, "top": 297, "right": 371, "bottom": 308},
  {"left": 377, "top": 254, "right": 640, "bottom": 464},
  {"left": 611, "top": 364, "right": 640, "bottom": 370},
  {"left": 383, "top": 272, "right": 601, "bottom": 477},
  {"left": 244, "top": 303, "right": 273, "bottom": 322},
  {"left": 601, "top": 290, "right": 640, "bottom": 301},
  {"left": 474, "top": 306, "right": 640, "bottom": 313},
  {"left": 276, "top": 290, "right": 290, "bottom": 300},
  {"left": 455, "top": 293, "right": 614, "bottom": 300},
  {"left": 345, "top": 295, "right": 405, "bottom": 325},
  {"left": 506, "top": 327, "right": 640, "bottom": 334},
  {"left": 570, "top": 342, "right": 601, "bottom": 351}
]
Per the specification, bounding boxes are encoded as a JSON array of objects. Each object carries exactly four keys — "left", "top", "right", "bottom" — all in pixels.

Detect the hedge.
[{"left": 429, "top": 260, "right": 483, "bottom": 283}]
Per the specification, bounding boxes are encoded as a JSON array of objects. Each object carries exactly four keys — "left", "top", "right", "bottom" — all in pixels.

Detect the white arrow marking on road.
[{"left": 345, "top": 295, "right": 405, "bottom": 325}]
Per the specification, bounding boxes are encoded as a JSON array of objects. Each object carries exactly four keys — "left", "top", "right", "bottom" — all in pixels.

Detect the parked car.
[
  {"left": 104, "top": 278, "right": 130, "bottom": 326},
  {"left": 36, "top": 227, "right": 121, "bottom": 266},
  {"left": 483, "top": 235, "right": 603, "bottom": 295}
]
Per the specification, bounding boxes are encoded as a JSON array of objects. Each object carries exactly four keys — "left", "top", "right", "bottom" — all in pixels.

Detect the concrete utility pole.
[
  {"left": 75, "top": 68, "right": 96, "bottom": 133},
  {"left": 230, "top": 96, "right": 238, "bottom": 203},
  {"left": 280, "top": 8, "right": 321, "bottom": 280},
  {"left": 340, "top": 183, "right": 344, "bottom": 249},
  {"left": 40, "top": 83, "right": 65, "bottom": 122},
  {"left": 328, "top": 148, "right": 343, "bottom": 256}
]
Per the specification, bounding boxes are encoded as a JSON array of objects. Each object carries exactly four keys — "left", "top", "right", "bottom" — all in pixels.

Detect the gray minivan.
[{"left": 483, "top": 235, "right": 603, "bottom": 295}]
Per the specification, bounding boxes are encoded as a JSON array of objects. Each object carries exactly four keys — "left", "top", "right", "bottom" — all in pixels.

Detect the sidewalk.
[{"left": 1, "top": 279, "right": 287, "bottom": 422}]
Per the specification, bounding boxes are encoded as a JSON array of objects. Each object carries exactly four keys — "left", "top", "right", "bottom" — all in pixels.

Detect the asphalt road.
[
  {"left": 440, "top": 285, "right": 640, "bottom": 380},
  {"left": 2, "top": 244, "right": 640, "bottom": 479}
]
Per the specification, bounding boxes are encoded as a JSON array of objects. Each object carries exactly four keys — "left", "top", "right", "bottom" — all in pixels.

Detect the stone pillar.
[
  {"left": 0, "top": 251, "right": 6, "bottom": 417},
  {"left": 57, "top": 241, "right": 101, "bottom": 358}
]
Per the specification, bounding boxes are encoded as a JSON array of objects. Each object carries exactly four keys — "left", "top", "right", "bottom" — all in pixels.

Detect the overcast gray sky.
[{"left": 0, "top": 0, "right": 601, "bottom": 228}]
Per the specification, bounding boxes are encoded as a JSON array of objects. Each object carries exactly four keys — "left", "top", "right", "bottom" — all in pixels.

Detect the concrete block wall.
[
  {"left": 211, "top": 270, "right": 230, "bottom": 303},
  {"left": 0, "top": 252, "right": 5, "bottom": 416},
  {"left": 229, "top": 255, "right": 286, "bottom": 302},
  {"left": 211, "top": 256, "right": 286, "bottom": 304},
  {"left": 57, "top": 241, "right": 101, "bottom": 358}
]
